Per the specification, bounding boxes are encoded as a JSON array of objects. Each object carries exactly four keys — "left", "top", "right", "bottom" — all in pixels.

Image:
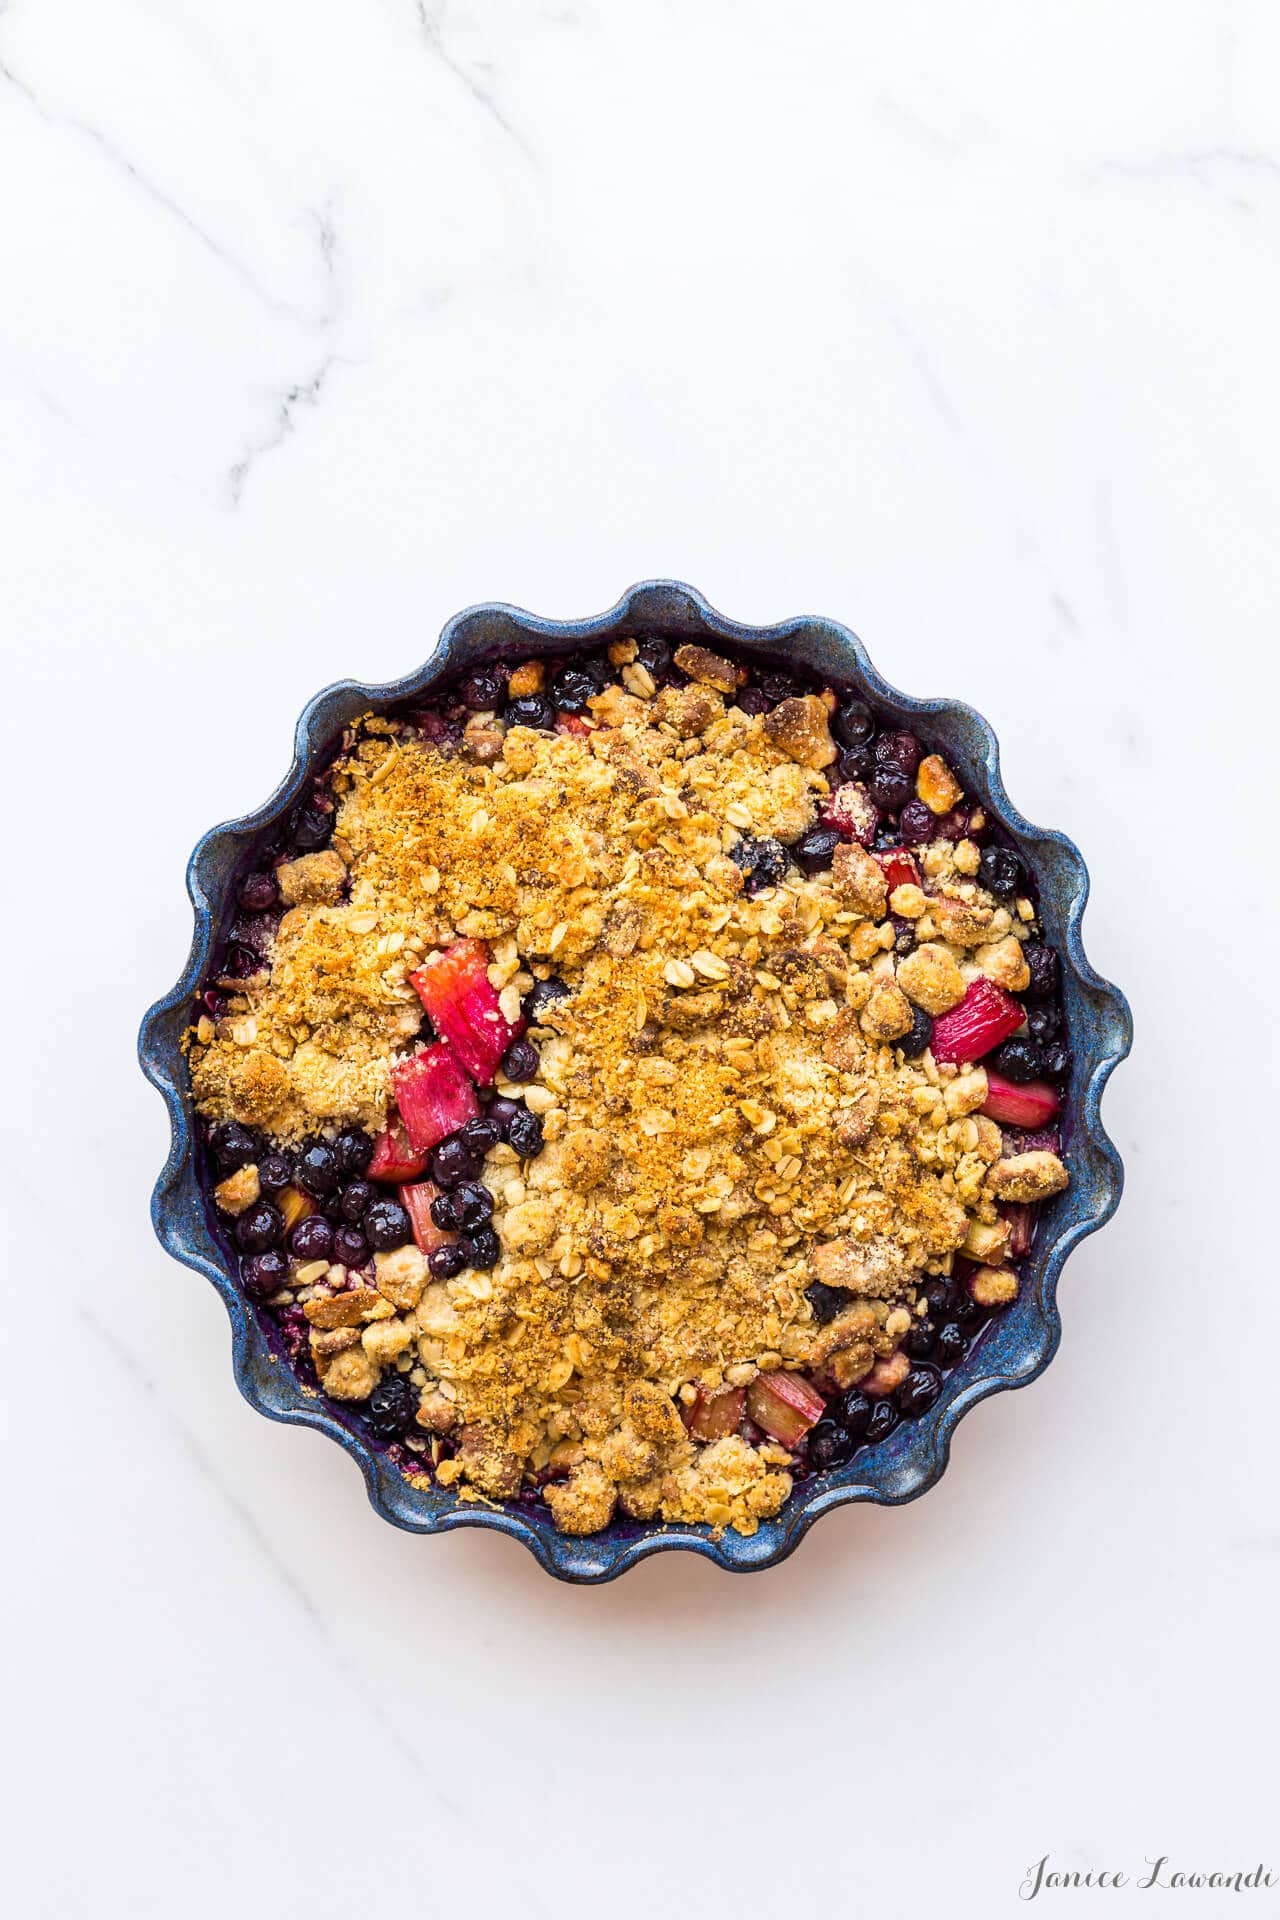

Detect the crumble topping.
[{"left": 189, "top": 653, "right": 1069, "bottom": 1537}]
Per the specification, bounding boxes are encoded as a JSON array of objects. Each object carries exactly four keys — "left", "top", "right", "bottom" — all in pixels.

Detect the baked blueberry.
[
  {"left": 950, "top": 1287, "right": 983, "bottom": 1328},
  {"left": 238, "top": 871, "right": 278, "bottom": 913},
  {"left": 864, "top": 1400, "right": 900, "bottom": 1444},
  {"left": 979, "top": 844, "right": 1024, "bottom": 899},
  {"left": 905, "top": 1316, "right": 939, "bottom": 1359},
  {"left": 368, "top": 1373, "right": 419, "bottom": 1442},
  {"left": 808, "top": 1420, "right": 856, "bottom": 1470},
  {"left": 339, "top": 1179, "right": 374, "bottom": 1224},
  {"left": 500, "top": 1038, "right": 539, "bottom": 1082},
  {"left": 462, "top": 1115, "right": 503, "bottom": 1154},
  {"left": 290, "top": 804, "right": 332, "bottom": 851},
  {"left": 212, "top": 1122, "right": 260, "bottom": 1170},
  {"left": 837, "top": 1390, "right": 874, "bottom": 1439},
  {"left": 296, "top": 1141, "right": 339, "bottom": 1197},
  {"left": 935, "top": 1321, "right": 969, "bottom": 1368},
  {"left": 484, "top": 1097, "right": 522, "bottom": 1140},
  {"left": 462, "top": 1226, "right": 501, "bottom": 1270},
  {"left": 289, "top": 1215, "right": 333, "bottom": 1262},
  {"left": 1041, "top": 1042, "right": 1070, "bottom": 1085},
  {"left": 899, "top": 1006, "right": 934, "bottom": 1060},
  {"left": 793, "top": 826, "right": 841, "bottom": 874},
  {"left": 833, "top": 698, "right": 875, "bottom": 749},
  {"left": 507, "top": 1108, "right": 544, "bottom": 1159},
  {"left": 551, "top": 665, "right": 600, "bottom": 714},
  {"left": 898, "top": 798, "right": 935, "bottom": 844},
  {"left": 869, "top": 763, "right": 913, "bottom": 813},
  {"left": 897, "top": 1365, "right": 942, "bottom": 1417},
  {"left": 257, "top": 1151, "right": 294, "bottom": 1196},
  {"left": 237, "top": 1202, "right": 283, "bottom": 1254},
  {"left": 505, "top": 693, "right": 556, "bottom": 731},
  {"left": 634, "top": 636, "right": 672, "bottom": 677},
  {"left": 429, "top": 1242, "right": 467, "bottom": 1280},
  {"left": 333, "top": 1226, "right": 370, "bottom": 1269},
  {"left": 806, "top": 1280, "right": 847, "bottom": 1325},
  {"left": 1024, "top": 1000, "right": 1061, "bottom": 1043},
  {"left": 334, "top": 1129, "right": 374, "bottom": 1176},
  {"left": 431, "top": 1135, "right": 482, "bottom": 1188},
  {"left": 1023, "top": 944, "right": 1059, "bottom": 996},
  {"left": 837, "top": 744, "right": 874, "bottom": 782},
  {"left": 729, "top": 833, "right": 789, "bottom": 894},
  {"left": 991, "top": 1037, "right": 1044, "bottom": 1083},
  {"left": 922, "top": 1279, "right": 957, "bottom": 1319},
  {"left": 241, "top": 1249, "right": 288, "bottom": 1297},
  {"left": 874, "top": 730, "right": 922, "bottom": 775},
  {"left": 429, "top": 1194, "right": 458, "bottom": 1234},
  {"left": 459, "top": 666, "right": 505, "bottom": 711},
  {"left": 524, "top": 977, "right": 570, "bottom": 1024},
  {"left": 453, "top": 1182, "right": 495, "bottom": 1230},
  {"left": 364, "top": 1198, "right": 412, "bottom": 1251}
]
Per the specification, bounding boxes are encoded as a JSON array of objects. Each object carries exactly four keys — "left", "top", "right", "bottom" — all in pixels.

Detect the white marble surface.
[{"left": 4, "top": 2, "right": 1278, "bottom": 1914}]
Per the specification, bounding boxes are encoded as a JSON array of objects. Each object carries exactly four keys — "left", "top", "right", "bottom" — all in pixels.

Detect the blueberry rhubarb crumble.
[{"left": 187, "top": 641, "right": 1070, "bottom": 1537}]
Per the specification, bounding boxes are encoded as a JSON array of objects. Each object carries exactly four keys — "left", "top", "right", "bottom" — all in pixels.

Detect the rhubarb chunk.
[
  {"left": 1001, "top": 1203, "right": 1035, "bottom": 1259},
  {"left": 277, "top": 1185, "right": 315, "bottom": 1232},
  {"left": 875, "top": 846, "right": 921, "bottom": 893},
  {"left": 820, "top": 781, "right": 879, "bottom": 846},
  {"left": 684, "top": 1385, "right": 745, "bottom": 1442},
  {"left": 745, "top": 1372, "right": 827, "bottom": 1448},
  {"left": 399, "top": 1179, "right": 455, "bottom": 1256},
  {"left": 980, "top": 1071, "right": 1061, "bottom": 1129},
  {"left": 409, "top": 938, "right": 521, "bottom": 1084},
  {"left": 390, "top": 1043, "right": 480, "bottom": 1155},
  {"left": 367, "top": 1118, "right": 430, "bottom": 1184},
  {"left": 929, "top": 977, "right": 1024, "bottom": 1064}
]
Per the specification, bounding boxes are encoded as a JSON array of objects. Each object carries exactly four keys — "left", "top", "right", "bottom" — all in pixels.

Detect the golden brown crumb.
[
  {"left": 762, "top": 696, "right": 838, "bottom": 769},
  {"left": 319, "top": 1347, "right": 379, "bottom": 1400},
  {"left": 507, "top": 660, "right": 546, "bottom": 697},
  {"left": 860, "top": 978, "right": 913, "bottom": 1042},
  {"left": 976, "top": 935, "right": 1032, "bottom": 993},
  {"left": 653, "top": 682, "right": 725, "bottom": 737},
  {"left": 277, "top": 849, "right": 347, "bottom": 906},
  {"left": 544, "top": 1462, "right": 618, "bottom": 1534},
  {"left": 970, "top": 1265, "right": 1020, "bottom": 1307},
  {"left": 986, "top": 1151, "right": 1069, "bottom": 1203},
  {"left": 832, "top": 842, "right": 888, "bottom": 917},
  {"left": 916, "top": 754, "right": 962, "bottom": 814},
  {"left": 930, "top": 895, "right": 995, "bottom": 946},
  {"left": 214, "top": 1164, "right": 260, "bottom": 1215},
  {"left": 673, "top": 643, "right": 742, "bottom": 694},
  {"left": 896, "top": 942, "right": 966, "bottom": 1014}
]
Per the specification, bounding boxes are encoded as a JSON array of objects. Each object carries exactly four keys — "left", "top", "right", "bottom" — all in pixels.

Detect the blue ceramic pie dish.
[{"left": 139, "top": 580, "right": 1132, "bottom": 1582}]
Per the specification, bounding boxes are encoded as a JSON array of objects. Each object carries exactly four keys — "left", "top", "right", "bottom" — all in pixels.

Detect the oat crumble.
[{"left": 190, "top": 639, "right": 1070, "bottom": 1537}]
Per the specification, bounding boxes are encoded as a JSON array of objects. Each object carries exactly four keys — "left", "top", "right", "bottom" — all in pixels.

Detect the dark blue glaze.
[{"left": 138, "top": 580, "right": 1132, "bottom": 1583}]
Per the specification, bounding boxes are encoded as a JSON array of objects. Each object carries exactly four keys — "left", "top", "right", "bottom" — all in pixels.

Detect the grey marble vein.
[
  {"left": 1086, "top": 146, "right": 1280, "bottom": 214},
  {"left": 228, "top": 355, "right": 340, "bottom": 506},
  {"left": 4, "top": 366, "right": 89, "bottom": 437},
  {"left": 884, "top": 309, "right": 969, "bottom": 445},
  {"left": 410, "top": 0, "right": 538, "bottom": 165},
  {"left": 0, "top": 40, "right": 339, "bottom": 324}
]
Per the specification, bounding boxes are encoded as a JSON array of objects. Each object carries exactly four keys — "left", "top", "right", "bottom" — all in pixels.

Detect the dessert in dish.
[{"left": 188, "top": 638, "right": 1070, "bottom": 1537}]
